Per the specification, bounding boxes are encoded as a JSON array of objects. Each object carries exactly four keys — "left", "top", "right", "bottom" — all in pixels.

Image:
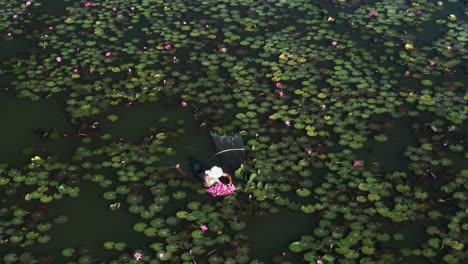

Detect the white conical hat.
[{"left": 206, "top": 166, "right": 223, "bottom": 178}]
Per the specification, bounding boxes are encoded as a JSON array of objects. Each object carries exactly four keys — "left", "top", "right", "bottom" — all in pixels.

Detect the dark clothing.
[{"left": 192, "top": 163, "right": 206, "bottom": 180}]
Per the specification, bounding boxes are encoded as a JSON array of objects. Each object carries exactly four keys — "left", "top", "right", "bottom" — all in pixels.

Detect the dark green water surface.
[{"left": 0, "top": 1, "right": 466, "bottom": 264}]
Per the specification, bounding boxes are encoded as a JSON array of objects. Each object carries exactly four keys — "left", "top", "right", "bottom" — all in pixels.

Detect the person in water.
[{"left": 176, "top": 164, "right": 233, "bottom": 187}]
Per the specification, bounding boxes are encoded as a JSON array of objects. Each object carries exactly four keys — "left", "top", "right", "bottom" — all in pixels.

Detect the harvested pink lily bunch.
[
  {"left": 200, "top": 225, "right": 208, "bottom": 232},
  {"left": 369, "top": 11, "right": 379, "bottom": 17},
  {"left": 206, "top": 182, "right": 235, "bottom": 197}
]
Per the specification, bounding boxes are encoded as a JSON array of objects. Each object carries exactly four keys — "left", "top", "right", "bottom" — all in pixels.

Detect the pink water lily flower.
[
  {"left": 133, "top": 252, "right": 142, "bottom": 261},
  {"left": 284, "top": 120, "right": 291, "bottom": 127},
  {"left": 73, "top": 68, "right": 79, "bottom": 73},
  {"left": 276, "top": 82, "right": 282, "bottom": 88},
  {"left": 13, "top": 14, "right": 18, "bottom": 19},
  {"left": 220, "top": 47, "right": 227, "bottom": 53},
  {"left": 307, "top": 149, "right": 312, "bottom": 155},
  {"left": 317, "top": 260, "right": 323, "bottom": 264},
  {"left": 84, "top": 2, "right": 91, "bottom": 7},
  {"left": 26, "top": 1, "right": 31, "bottom": 6},
  {"left": 447, "top": 46, "right": 452, "bottom": 51},
  {"left": 48, "top": 26, "right": 54, "bottom": 30},
  {"left": 164, "top": 44, "right": 171, "bottom": 50},
  {"left": 321, "top": 104, "right": 326, "bottom": 110},
  {"left": 428, "top": 60, "right": 435, "bottom": 66},
  {"left": 331, "top": 41, "right": 337, "bottom": 47},
  {"left": 353, "top": 161, "right": 361, "bottom": 167},
  {"left": 105, "top": 51, "right": 112, "bottom": 57},
  {"left": 181, "top": 101, "right": 187, "bottom": 107},
  {"left": 200, "top": 225, "right": 208, "bottom": 232},
  {"left": 369, "top": 11, "right": 378, "bottom": 17},
  {"left": 278, "top": 91, "right": 284, "bottom": 97},
  {"left": 405, "top": 70, "right": 411, "bottom": 76},
  {"left": 56, "top": 56, "right": 62, "bottom": 62},
  {"left": 415, "top": 10, "right": 422, "bottom": 16},
  {"left": 130, "top": 6, "right": 135, "bottom": 11}
]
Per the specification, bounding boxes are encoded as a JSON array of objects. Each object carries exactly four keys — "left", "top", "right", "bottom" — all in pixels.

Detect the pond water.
[
  {"left": 0, "top": 1, "right": 466, "bottom": 264},
  {"left": 0, "top": 93, "right": 77, "bottom": 166}
]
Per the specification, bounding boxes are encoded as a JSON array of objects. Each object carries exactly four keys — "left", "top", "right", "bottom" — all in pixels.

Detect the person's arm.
[
  {"left": 175, "top": 164, "right": 187, "bottom": 177},
  {"left": 203, "top": 175, "right": 212, "bottom": 187},
  {"left": 223, "top": 172, "right": 233, "bottom": 184}
]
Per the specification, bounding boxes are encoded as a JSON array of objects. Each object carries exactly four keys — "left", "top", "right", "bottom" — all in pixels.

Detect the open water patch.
[
  {"left": 0, "top": 93, "right": 77, "bottom": 166},
  {"left": 246, "top": 208, "right": 316, "bottom": 262}
]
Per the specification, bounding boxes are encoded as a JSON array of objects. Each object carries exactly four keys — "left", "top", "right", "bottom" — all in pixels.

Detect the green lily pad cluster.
[{"left": 1, "top": 0, "right": 467, "bottom": 263}]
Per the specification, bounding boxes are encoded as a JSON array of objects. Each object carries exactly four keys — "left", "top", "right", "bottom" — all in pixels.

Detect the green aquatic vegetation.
[{"left": 0, "top": 0, "right": 466, "bottom": 263}]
